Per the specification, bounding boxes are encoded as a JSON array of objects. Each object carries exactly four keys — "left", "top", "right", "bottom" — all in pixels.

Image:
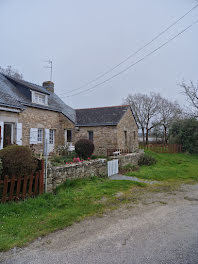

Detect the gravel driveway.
[{"left": 1, "top": 184, "right": 198, "bottom": 264}]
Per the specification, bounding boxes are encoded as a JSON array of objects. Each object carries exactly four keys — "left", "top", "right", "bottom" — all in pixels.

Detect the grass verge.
[
  {"left": 126, "top": 151, "right": 198, "bottom": 182},
  {"left": 0, "top": 177, "right": 145, "bottom": 251}
]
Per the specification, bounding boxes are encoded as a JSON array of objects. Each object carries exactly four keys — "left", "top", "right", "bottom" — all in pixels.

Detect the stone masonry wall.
[
  {"left": 18, "top": 107, "right": 75, "bottom": 153},
  {"left": 75, "top": 126, "right": 118, "bottom": 156},
  {"left": 110, "top": 150, "right": 144, "bottom": 167},
  {"left": 117, "top": 108, "right": 139, "bottom": 152},
  {"left": 47, "top": 151, "right": 144, "bottom": 192},
  {"left": 47, "top": 159, "right": 107, "bottom": 192}
]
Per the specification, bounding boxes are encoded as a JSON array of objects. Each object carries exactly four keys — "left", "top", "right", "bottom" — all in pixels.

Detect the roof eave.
[{"left": 76, "top": 123, "right": 118, "bottom": 127}]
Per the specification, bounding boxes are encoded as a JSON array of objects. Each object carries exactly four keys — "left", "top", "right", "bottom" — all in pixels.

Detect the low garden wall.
[
  {"left": 110, "top": 150, "right": 144, "bottom": 167},
  {"left": 47, "top": 159, "right": 107, "bottom": 192},
  {"left": 47, "top": 150, "right": 144, "bottom": 192}
]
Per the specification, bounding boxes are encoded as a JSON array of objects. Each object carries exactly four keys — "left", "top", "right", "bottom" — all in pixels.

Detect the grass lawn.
[
  {"left": 126, "top": 152, "right": 198, "bottom": 182},
  {"left": 1, "top": 152, "right": 197, "bottom": 252},
  {"left": 0, "top": 177, "right": 145, "bottom": 251}
]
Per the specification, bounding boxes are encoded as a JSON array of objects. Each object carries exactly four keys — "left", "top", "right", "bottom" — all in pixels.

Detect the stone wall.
[
  {"left": 75, "top": 126, "right": 118, "bottom": 156},
  {"left": 117, "top": 108, "right": 139, "bottom": 152},
  {"left": 47, "top": 159, "right": 107, "bottom": 192},
  {"left": 46, "top": 151, "right": 144, "bottom": 192},
  {"left": 18, "top": 107, "right": 75, "bottom": 153},
  {"left": 110, "top": 150, "right": 144, "bottom": 167}
]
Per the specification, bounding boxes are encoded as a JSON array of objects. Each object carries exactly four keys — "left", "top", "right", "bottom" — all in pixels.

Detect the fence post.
[
  {"left": 9, "top": 175, "right": 16, "bottom": 201},
  {"left": 2, "top": 176, "right": 9, "bottom": 203},
  {"left": 39, "top": 160, "right": 44, "bottom": 194}
]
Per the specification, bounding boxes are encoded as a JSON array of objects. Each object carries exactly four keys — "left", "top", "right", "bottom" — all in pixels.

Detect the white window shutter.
[
  {"left": 0, "top": 121, "right": 4, "bottom": 150},
  {"left": 29, "top": 128, "right": 38, "bottom": 144},
  {"left": 16, "top": 123, "right": 22, "bottom": 145}
]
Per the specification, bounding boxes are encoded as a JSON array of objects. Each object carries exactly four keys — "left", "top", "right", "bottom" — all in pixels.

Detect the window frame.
[
  {"left": 124, "top": 131, "right": 127, "bottom": 146},
  {"left": 88, "top": 131, "right": 94, "bottom": 142},
  {"left": 66, "top": 129, "right": 72, "bottom": 143},
  {"left": 49, "top": 129, "right": 55, "bottom": 144},
  {"left": 37, "top": 128, "right": 43, "bottom": 143},
  {"left": 31, "top": 91, "right": 48, "bottom": 106}
]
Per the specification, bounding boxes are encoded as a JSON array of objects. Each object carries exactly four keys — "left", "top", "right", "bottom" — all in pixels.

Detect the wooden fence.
[
  {"left": 141, "top": 144, "right": 182, "bottom": 153},
  {"left": 0, "top": 160, "right": 44, "bottom": 203},
  {"left": 107, "top": 148, "right": 130, "bottom": 157}
]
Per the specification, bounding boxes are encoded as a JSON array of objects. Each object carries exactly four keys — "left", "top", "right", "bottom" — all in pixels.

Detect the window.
[
  {"left": 124, "top": 131, "right": 127, "bottom": 146},
  {"left": 88, "top": 131, "right": 93, "bottom": 142},
  {"left": 49, "top": 129, "right": 55, "bottom": 144},
  {"left": 32, "top": 91, "right": 48, "bottom": 105},
  {"left": 66, "top": 130, "right": 72, "bottom": 143},
  {"left": 37, "top": 129, "right": 43, "bottom": 143}
]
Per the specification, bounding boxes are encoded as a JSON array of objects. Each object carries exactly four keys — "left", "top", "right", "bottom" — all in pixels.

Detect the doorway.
[{"left": 3, "top": 123, "right": 13, "bottom": 147}]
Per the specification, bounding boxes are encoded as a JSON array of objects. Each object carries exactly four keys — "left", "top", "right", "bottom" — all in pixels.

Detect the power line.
[
  {"left": 65, "top": 19, "right": 198, "bottom": 97},
  {"left": 59, "top": 3, "right": 198, "bottom": 96}
]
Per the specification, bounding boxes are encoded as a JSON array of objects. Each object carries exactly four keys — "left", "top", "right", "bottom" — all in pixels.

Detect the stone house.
[
  {"left": 0, "top": 73, "right": 138, "bottom": 155},
  {"left": 0, "top": 74, "right": 75, "bottom": 154},
  {"left": 75, "top": 106, "right": 139, "bottom": 155}
]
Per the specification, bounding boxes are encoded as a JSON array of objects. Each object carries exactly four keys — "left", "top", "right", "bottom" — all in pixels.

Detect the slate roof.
[
  {"left": 0, "top": 73, "right": 76, "bottom": 123},
  {"left": 76, "top": 105, "right": 130, "bottom": 127}
]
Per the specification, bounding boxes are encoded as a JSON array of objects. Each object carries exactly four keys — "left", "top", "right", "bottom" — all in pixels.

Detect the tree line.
[{"left": 124, "top": 81, "right": 198, "bottom": 153}]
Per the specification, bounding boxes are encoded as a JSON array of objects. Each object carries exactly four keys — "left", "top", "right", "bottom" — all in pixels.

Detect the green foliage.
[
  {"left": 120, "top": 164, "right": 139, "bottom": 174},
  {"left": 0, "top": 158, "right": 2, "bottom": 176},
  {"left": 50, "top": 152, "right": 77, "bottom": 166},
  {"left": 0, "top": 145, "right": 38, "bottom": 178},
  {"left": 0, "top": 177, "right": 143, "bottom": 251},
  {"left": 127, "top": 151, "right": 198, "bottom": 181},
  {"left": 169, "top": 118, "right": 198, "bottom": 154},
  {"left": 138, "top": 153, "right": 157, "bottom": 166},
  {"left": 75, "top": 139, "right": 95, "bottom": 159}
]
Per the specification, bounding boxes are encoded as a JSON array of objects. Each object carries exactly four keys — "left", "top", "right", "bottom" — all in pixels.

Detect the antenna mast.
[{"left": 44, "top": 60, "right": 53, "bottom": 81}]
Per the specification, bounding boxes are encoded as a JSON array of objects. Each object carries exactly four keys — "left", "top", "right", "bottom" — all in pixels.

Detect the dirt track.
[{"left": 1, "top": 184, "right": 198, "bottom": 264}]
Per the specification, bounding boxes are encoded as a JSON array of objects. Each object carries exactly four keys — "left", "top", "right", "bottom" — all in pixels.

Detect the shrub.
[
  {"left": 120, "top": 164, "right": 139, "bottom": 174},
  {"left": 75, "top": 139, "right": 95, "bottom": 159},
  {"left": 138, "top": 153, "right": 157, "bottom": 166},
  {"left": 169, "top": 118, "right": 198, "bottom": 154},
  {"left": 0, "top": 145, "right": 38, "bottom": 178}
]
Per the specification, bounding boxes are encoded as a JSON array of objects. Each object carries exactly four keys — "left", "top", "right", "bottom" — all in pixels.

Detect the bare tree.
[
  {"left": 158, "top": 97, "right": 182, "bottom": 144},
  {"left": 124, "top": 92, "right": 160, "bottom": 144},
  {"left": 0, "top": 65, "right": 23, "bottom": 80},
  {"left": 151, "top": 125, "right": 163, "bottom": 143},
  {"left": 180, "top": 81, "right": 198, "bottom": 117}
]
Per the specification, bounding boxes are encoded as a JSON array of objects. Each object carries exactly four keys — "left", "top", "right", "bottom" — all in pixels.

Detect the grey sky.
[{"left": 0, "top": 0, "right": 198, "bottom": 109}]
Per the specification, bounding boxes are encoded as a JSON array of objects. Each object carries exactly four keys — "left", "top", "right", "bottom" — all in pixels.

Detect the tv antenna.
[{"left": 44, "top": 60, "right": 53, "bottom": 81}]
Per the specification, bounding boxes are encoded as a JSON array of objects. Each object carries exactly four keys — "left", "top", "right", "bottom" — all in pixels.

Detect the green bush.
[
  {"left": 75, "top": 139, "right": 95, "bottom": 159},
  {"left": 0, "top": 145, "right": 38, "bottom": 178},
  {"left": 169, "top": 118, "right": 198, "bottom": 154},
  {"left": 138, "top": 153, "right": 157, "bottom": 166}
]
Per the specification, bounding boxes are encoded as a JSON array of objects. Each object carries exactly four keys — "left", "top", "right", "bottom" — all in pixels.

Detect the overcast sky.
[{"left": 0, "top": 0, "right": 198, "bottom": 109}]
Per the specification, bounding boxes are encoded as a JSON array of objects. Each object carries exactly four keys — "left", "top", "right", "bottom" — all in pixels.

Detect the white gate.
[{"left": 108, "top": 159, "right": 119, "bottom": 177}]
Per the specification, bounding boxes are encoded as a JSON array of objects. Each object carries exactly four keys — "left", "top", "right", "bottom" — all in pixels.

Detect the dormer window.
[{"left": 31, "top": 91, "right": 48, "bottom": 106}]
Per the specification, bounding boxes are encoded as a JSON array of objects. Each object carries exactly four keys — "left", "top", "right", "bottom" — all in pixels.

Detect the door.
[
  {"left": 48, "top": 129, "right": 55, "bottom": 153},
  {"left": 108, "top": 159, "right": 119, "bottom": 177},
  {"left": 3, "top": 123, "right": 13, "bottom": 147}
]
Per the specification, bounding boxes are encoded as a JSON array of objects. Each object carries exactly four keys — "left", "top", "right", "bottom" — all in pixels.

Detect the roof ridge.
[
  {"left": 4, "top": 74, "right": 42, "bottom": 88},
  {"left": 76, "top": 105, "right": 130, "bottom": 110}
]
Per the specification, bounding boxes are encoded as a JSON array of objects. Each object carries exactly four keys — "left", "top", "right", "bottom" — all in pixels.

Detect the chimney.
[{"left": 42, "top": 81, "right": 54, "bottom": 93}]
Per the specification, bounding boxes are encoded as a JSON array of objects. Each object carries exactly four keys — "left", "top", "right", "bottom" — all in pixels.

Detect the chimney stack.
[{"left": 43, "top": 81, "right": 54, "bottom": 93}]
